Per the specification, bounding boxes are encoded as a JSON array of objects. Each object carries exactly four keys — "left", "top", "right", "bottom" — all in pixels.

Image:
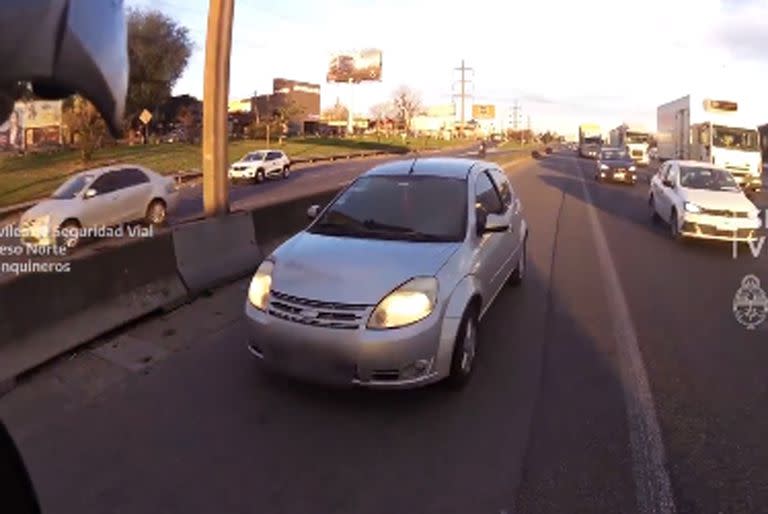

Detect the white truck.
[
  {"left": 609, "top": 124, "right": 651, "bottom": 165},
  {"left": 578, "top": 123, "right": 602, "bottom": 159},
  {"left": 657, "top": 95, "right": 762, "bottom": 192}
]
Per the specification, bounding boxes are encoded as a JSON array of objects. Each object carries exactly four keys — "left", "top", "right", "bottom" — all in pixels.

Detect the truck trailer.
[
  {"left": 657, "top": 95, "right": 762, "bottom": 192},
  {"left": 609, "top": 124, "right": 651, "bottom": 165},
  {"left": 578, "top": 123, "right": 602, "bottom": 159}
]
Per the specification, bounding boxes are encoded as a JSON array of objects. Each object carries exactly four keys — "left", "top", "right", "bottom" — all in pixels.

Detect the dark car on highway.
[{"left": 594, "top": 147, "right": 637, "bottom": 185}]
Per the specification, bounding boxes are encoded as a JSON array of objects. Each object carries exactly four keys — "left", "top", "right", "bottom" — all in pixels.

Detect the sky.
[{"left": 127, "top": 0, "right": 768, "bottom": 138}]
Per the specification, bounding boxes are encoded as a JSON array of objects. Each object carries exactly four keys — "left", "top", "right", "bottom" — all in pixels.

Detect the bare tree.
[
  {"left": 322, "top": 100, "right": 349, "bottom": 122},
  {"left": 391, "top": 86, "right": 423, "bottom": 132}
]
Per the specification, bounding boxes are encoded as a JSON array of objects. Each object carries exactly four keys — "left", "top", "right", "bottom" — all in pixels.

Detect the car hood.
[
  {"left": 600, "top": 159, "right": 634, "bottom": 168},
  {"left": 680, "top": 188, "right": 757, "bottom": 212},
  {"left": 20, "top": 199, "right": 75, "bottom": 224},
  {"left": 270, "top": 232, "right": 461, "bottom": 304}
]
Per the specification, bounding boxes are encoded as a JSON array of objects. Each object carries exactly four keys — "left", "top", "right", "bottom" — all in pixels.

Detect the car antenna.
[{"left": 408, "top": 158, "right": 418, "bottom": 174}]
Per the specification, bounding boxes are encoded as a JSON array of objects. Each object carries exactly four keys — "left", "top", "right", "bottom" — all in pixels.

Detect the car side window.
[
  {"left": 475, "top": 171, "right": 503, "bottom": 214},
  {"left": 267, "top": 151, "right": 281, "bottom": 160},
  {"left": 666, "top": 165, "right": 678, "bottom": 186},
  {"left": 89, "top": 171, "right": 120, "bottom": 196},
  {"left": 488, "top": 168, "right": 512, "bottom": 208},
  {"left": 120, "top": 168, "right": 150, "bottom": 189}
]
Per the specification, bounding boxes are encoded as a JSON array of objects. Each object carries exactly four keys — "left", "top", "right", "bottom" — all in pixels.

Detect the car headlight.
[
  {"left": 600, "top": 164, "right": 609, "bottom": 170},
  {"left": 368, "top": 277, "right": 438, "bottom": 330},
  {"left": 684, "top": 202, "right": 702, "bottom": 214},
  {"left": 629, "top": 165, "right": 636, "bottom": 172},
  {"left": 248, "top": 260, "right": 274, "bottom": 310}
]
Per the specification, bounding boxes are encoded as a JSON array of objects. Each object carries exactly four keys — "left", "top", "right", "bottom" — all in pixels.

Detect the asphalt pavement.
[{"left": 1, "top": 150, "right": 766, "bottom": 513}]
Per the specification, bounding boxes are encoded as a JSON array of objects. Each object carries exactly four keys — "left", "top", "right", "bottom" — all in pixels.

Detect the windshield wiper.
[{"left": 362, "top": 220, "right": 451, "bottom": 241}]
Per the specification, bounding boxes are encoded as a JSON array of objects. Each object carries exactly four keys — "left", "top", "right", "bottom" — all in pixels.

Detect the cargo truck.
[
  {"left": 609, "top": 124, "right": 651, "bottom": 165},
  {"left": 578, "top": 123, "right": 602, "bottom": 159},
  {"left": 657, "top": 95, "right": 762, "bottom": 192}
]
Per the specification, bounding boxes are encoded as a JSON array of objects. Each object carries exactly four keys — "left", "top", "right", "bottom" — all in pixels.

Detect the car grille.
[
  {"left": 698, "top": 209, "right": 749, "bottom": 218},
  {"left": 268, "top": 290, "right": 369, "bottom": 330},
  {"left": 682, "top": 222, "right": 755, "bottom": 238}
]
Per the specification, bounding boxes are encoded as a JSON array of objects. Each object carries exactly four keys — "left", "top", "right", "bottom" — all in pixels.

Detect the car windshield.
[
  {"left": 602, "top": 150, "right": 628, "bottom": 160},
  {"left": 50, "top": 174, "right": 94, "bottom": 199},
  {"left": 712, "top": 126, "right": 759, "bottom": 151},
  {"left": 309, "top": 175, "right": 467, "bottom": 242},
  {"left": 243, "top": 152, "right": 266, "bottom": 162},
  {"left": 679, "top": 166, "right": 740, "bottom": 191}
]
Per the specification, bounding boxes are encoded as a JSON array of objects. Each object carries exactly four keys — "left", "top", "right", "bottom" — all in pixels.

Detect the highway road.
[{"left": 2, "top": 149, "right": 767, "bottom": 513}]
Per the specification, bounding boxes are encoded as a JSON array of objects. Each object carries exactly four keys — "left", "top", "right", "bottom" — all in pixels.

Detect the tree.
[
  {"left": 126, "top": 8, "right": 193, "bottom": 124},
  {"left": 62, "top": 96, "right": 107, "bottom": 162},
  {"left": 391, "top": 86, "right": 423, "bottom": 132},
  {"left": 322, "top": 100, "right": 349, "bottom": 122}
]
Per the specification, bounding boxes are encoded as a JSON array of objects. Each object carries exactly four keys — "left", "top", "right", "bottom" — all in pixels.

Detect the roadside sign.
[{"left": 139, "top": 109, "right": 153, "bottom": 125}]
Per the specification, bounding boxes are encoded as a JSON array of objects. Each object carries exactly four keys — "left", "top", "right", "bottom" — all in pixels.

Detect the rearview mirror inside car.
[
  {"left": 84, "top": 188, "right": 97, "bottom": 199},
  {"left": 307, "top": 204, "right": 321, "bottom": 219}
]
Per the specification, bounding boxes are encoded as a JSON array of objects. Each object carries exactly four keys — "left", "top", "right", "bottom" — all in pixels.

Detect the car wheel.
[
  {"left": 146, "top": 199, "right": 167, "bottom": 226},
  {"left": 282, "top": 165, "right": 290, "bottom": 179},
  {"left": 509, "top": 235, "right": 527, "bottom": 286},
  {"left": 649, "top": 195, "right": 661, "bottom": 224},
  {"left": 57, "top": 219, "right": 81, "bottom": 249},
  {"left": 446, "top": 305, "right": 480, "bottom": 390},
  {"left": 254, "top": 170, "right": 265, "bottom": 183},
  {"left": 669, "top": 208, "right": 681, "bottom": 240}
]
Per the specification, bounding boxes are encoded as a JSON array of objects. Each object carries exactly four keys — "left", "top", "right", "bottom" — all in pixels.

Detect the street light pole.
[{"left": 202, "top": 0, "right": 235, "bottom": 217}]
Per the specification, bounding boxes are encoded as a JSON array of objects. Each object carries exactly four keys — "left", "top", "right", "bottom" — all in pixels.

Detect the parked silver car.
[
  {"left": 244, "top": 157, "right": 528, "bottom": 390},
  {"left": 19, "top": 164, "right": 179, "bottom": 248}
]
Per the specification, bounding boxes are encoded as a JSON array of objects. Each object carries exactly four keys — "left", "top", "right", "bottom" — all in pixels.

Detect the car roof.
[
  {"left": 601, "top": 147, "right": 625, "bottom": 152},
  {"left": 249, "top": 149, "right": 281, "bottom": 154},
  {"left": 71, "top": 164, "right": 150, "bottom": 178},
  {"left": 364, "top": 157, "right": 485, "bottom": 179}
]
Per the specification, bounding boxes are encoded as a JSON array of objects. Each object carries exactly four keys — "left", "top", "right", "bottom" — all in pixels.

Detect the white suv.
[
  {"left": 648, "top": 160, "right": 762, "bottom": 242},
  {"left": 228, "top": 150, "right": 291, "bottom": 183}
]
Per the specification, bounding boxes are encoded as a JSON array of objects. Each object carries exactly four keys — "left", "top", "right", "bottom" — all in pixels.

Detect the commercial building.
[
  {"left": 252, "top": 78, "right": 321, "bottom": 135},
  {"left": 0, "top": 100, "right": 62, "bottom": 151}
]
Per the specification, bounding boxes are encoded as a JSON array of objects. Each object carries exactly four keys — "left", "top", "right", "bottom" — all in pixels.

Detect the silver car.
[
  {"left": 244, "top": 157, "right": 528, "bottom": 390},
  {"left": 19, "top": 164, "right": 179, "bottom": 248}
]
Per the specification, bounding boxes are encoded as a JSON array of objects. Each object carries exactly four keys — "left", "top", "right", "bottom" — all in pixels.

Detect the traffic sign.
[{"left": 139, "top": 109, "right": 153, "bottom": 125}]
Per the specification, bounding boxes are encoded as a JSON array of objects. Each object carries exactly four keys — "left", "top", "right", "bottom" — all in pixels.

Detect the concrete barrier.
[
  {"left": 172, "top": 211, "right": 262, "bottom": 296},
  {"left": 0, "top": 232, "right": 187, "bottom": 384}
]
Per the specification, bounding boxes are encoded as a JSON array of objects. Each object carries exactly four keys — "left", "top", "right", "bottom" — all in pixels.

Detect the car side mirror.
[
  {"left": 662, "top": 179, "right": 674, "bottom": 188},
  {"left": 482, "top": 213, "right": 510, "bottom": 234},
  {"left": 306, "top": 204, "right": 321, "bottom": 219},
  {"left": 84, "top": 188, "right": 97, "bottom": 199},
  {"left": 475, "top": 207, "right": 488, "bottom": 236}
]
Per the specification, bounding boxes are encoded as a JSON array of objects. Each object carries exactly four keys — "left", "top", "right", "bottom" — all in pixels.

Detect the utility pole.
[
  {"left": 452, "top": 60, "right": 473, "bottom": 137},
  {"left": 202, "top": 0, "right": 235, "bottom": 217}
]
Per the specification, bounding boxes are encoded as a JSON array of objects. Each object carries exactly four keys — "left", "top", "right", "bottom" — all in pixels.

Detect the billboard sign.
[
  {"left": 19, "top": 100, "right": 63, "bottom": 129},
  {"left": 327, "top": 49, "right": 382, "bottom": 83},
  {"left": 472, "top": 104, "right": 496, "bottom": 119}
]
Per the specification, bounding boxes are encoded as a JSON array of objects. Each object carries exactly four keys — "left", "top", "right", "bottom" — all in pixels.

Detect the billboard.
[
  {"left": 327, "top": 49, "right": 382, "bottom": 83},
  {"left": 472, "top": 104, "right": 496, "bottom": 119},
  {"left": 19, "top": 100, "right": 63, "bottom": 129},
  {"left": 0, "top": 105, "right": 25, "bottom": 150}
]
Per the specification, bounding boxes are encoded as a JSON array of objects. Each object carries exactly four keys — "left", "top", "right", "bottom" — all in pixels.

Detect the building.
[
  {"left": 252, "top": 78, "right": 321, "bottom": 135},
  {"left": 0, "top": 100, "right": 62, "bottom": 151}
]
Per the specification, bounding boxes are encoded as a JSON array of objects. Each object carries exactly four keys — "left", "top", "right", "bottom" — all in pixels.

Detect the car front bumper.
[
  {"left": 680, "top": 214, "right": 762, "bottom": 242},
  {"left": 599, "top": 170, "right": 637, "bottom": 183},
  {"left": 244, "top": 300, "right": 459, "bottom": 389}
]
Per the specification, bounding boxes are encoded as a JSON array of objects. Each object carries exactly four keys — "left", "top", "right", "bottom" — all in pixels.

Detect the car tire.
[
  {"left": 649, "top": 195, "right": 661, "bottom": 224},
  {"left": 509, "top": 234, "right": 527, "bottom": 286},
  {"left": 57, "top": 219, "right": 81, "bottom": 249},
  {"left": 669, "top": 208, "right": 682, "bottom": 240},
  {"left": 282, "top": 165, "right": 290, "bottom": 179},
  {"left": 254, "top": 169, "right": 265, "bottom": 183},
  {"left": 145, "top": 199, "right": 167, "bottom": 226},
  {"left": 445, "top": 305, "right": 480, "bottom": 390}
]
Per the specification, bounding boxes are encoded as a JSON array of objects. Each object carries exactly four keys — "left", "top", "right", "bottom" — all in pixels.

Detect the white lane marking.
[{"left": 574, "top": 157, "right": 677, "bottom": 514}]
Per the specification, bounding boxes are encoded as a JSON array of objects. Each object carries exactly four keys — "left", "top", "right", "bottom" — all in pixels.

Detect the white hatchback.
[{"left": 648, "top": 160, "right": 762, "bottom": 242}]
